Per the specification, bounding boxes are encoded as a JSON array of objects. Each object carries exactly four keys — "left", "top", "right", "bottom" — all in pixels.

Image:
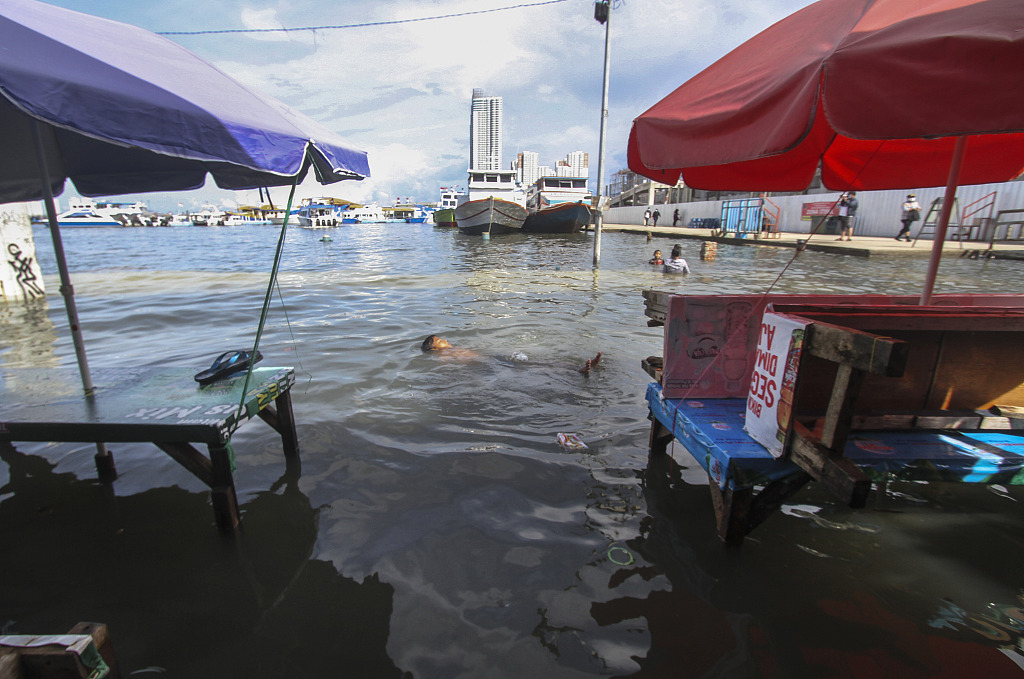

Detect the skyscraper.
[
  {"left": 470, "top": 89, "right": 502, "bottom": 171},
  {"left": 516, "top": 151, "right": 540, "bottom": 187},
  {"left": 566, "top": 151, "right": 589, "bottom": 177}
]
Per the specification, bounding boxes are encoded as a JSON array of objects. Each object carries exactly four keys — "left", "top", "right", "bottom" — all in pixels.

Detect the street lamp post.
[{"left": 593, "top": 0, "right": 611, "bottom": 267}]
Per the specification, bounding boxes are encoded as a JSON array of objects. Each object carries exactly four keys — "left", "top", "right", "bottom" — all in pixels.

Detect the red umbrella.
[{"left": 628, "top": 0, "right": 1024, "bottom": 302}]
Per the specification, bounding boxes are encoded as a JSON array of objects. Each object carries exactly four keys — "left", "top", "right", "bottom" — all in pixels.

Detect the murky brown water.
[{"left": 2, "top": 223, "right": 1024, "bottom": 677}]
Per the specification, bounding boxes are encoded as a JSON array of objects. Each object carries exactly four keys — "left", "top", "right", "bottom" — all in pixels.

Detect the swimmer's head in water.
[{"left": 421, "top": 335, "right": 452, "bottom": 351}]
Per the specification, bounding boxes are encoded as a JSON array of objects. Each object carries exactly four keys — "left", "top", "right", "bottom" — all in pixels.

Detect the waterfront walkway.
[{"left": 600, "top": 223, "right": 1024, "bottom": 259}]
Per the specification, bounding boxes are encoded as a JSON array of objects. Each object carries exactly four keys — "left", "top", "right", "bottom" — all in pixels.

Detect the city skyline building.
[
  {"left": 515, "top": 151, "right": 589, "bottom": 185},
  {"left": 565, "top": 151, "right": 589, "bottom": 177},
  {"left": 469, "top": 88, "right": 503, "bottom": 171},
  {"left": 515, "top": 151, "right": 540, "bottom": 187}
]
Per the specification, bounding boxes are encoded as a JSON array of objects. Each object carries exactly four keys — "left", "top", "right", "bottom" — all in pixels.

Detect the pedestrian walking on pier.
[{"left": 896, "top": 194, "right": 920, "bottom": 242}]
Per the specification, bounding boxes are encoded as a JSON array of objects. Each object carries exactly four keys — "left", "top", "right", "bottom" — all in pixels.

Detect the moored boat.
[
  {"left": 55, "top": 206, "right": 124, "bottom": 227},
  {"left": 455, "top": 169, "right": 526, "bottom": 236},
  {"left": 522, "top": 201, "right": 592, "bottom": 234},
  {"left": 434, "top": 187, "right": 460, "bottom": 227},
  {"left": 455, "top": 197, "right": 527, "bottom": 236},
  {"left": 433, "top": 208, "right": 456, "bottom": 228},
  {"left": 296, "top": 203, "right": 340, "bottom": 227},
  {"left": 55, "top": 197, "right": 149, "bottom": 227},
  {"left": 522, "top": 176, "right": 592, "bottom": 234},
  {"left": 340, "top": 203, "right": 386, "bottom": 223}
]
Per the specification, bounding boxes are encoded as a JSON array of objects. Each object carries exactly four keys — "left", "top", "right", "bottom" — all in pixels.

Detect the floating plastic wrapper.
[{"left": 557, "top": 433, "right": 587, "bottom": 450}]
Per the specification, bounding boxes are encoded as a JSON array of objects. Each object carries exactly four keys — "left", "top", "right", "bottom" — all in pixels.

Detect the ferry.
[
  {"left": 293, "top": 197, "right": 355, "bottom": 226},
  {"left": 340, "top": 203, "right": 386, "bottom": 224},
  {"left": 387, "top": 204, "right": 429, "bottom": 223},
  {"left": 191, "top": 207, "right": 226, "bottom": 226},
  {"left": 55, "top": 197, "right": 149, "bottom": 227}
]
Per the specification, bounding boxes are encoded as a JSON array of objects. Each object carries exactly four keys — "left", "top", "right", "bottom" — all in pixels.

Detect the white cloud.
[{"left": 43, "top": 0, "right": 819, "bottom": 211}]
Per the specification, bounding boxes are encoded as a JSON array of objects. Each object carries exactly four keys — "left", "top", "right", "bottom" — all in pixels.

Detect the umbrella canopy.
[
  {"left": 628, "top": 0, "right": 1024, "bottom": 191},
  {"left": 0, "top": 0, "right": 369, "bottom": 203},
  {"left": 0, "top": 0, "right": 370, "bottom": 459}
]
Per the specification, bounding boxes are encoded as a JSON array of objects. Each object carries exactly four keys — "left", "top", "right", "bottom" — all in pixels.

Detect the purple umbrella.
[
  {"left": 0, "top": 0, "right": 370, "bottom": 467},
  {"left": 0, "top": 0, "right": 369, "bottom": 201}
]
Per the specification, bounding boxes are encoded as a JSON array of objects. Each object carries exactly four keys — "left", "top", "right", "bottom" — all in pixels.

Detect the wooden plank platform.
[{"left": 0, "top": 367, "right": 300, "bottom": 531}]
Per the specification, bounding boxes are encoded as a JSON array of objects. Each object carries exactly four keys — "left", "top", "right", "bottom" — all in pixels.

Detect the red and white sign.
[
  {"left": 743, "top": 312, "right": 809, "bottom": 458},
  {"left": 800, "top": 201, "right": 839, "bottom": 220}
]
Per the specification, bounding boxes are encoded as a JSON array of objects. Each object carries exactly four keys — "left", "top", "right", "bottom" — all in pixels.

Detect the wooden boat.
[
  {"left": 522, "top": 200, "right": 592, "bottom": 234},
  {"left": 455, "top": 197, "right": 527, "bottom": 236},
  {"left": 433, "top": 208, "right": 456, "bottom": 227}
]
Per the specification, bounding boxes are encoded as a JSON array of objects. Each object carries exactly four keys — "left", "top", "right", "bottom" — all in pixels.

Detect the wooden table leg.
[
  {"left": 709, "top": 478, "right": 754, "bottom": 545},
  {"left": 649, "top": 415, "right": 673, "bottom": 458},
  {"left": 257, "top": 389, "right": 300, "bottom": 460},
  {"left": 208, "top": 441, "right": 239, "bottom": 531},
  {"left": 275, "top": 390, "right": 299, "bottom": 460}
]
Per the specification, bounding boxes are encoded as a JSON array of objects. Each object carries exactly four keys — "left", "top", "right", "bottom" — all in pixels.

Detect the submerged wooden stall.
[
  {"left": 641, "top": 291, "right": 1024, "bottom": 543},
  {"left": 0, "top": 366, "right": 299, "bottom": 531},
  {"left": 0, "top": 622, "right": 119, "bottom": 679}
]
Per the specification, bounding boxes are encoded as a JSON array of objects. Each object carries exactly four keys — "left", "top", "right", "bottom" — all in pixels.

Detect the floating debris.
[{"left": 557, "top": 433, "right": 587, "bottom": 450}]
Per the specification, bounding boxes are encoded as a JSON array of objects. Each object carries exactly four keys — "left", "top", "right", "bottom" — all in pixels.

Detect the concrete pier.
[{"left": 598, "top": 222, "right": 1024, "bottom": 259}]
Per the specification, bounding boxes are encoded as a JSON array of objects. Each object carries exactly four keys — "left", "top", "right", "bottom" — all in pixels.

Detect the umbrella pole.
[
  {"left": 920, "top": 136, "right": 968, "bottom": 305},
  {"left": 592, "top": 0, "right": 612, "bottom": 267},
  {"left": 31, "top": 121, "right": 114, "bottom": 477}
]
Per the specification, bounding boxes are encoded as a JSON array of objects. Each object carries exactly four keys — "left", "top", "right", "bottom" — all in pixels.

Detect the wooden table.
[{"left": 0, "top": 366, "right": 299, "bottom": 531}]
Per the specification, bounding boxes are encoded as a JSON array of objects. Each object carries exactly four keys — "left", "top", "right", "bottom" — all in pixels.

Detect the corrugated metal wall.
[{"left": 604, "top": 180, "right": 1024, "bottom": 240}]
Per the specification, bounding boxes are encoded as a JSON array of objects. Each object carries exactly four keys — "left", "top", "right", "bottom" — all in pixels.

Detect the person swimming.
[
  {"left": 421, "top": 335, "right": 602, "bottom": 374},
  {"left": 649, "top": 249, "right": 664, "bottom": 265}
]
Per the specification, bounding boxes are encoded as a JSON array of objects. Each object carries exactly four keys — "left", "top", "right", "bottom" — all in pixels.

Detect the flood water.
[{"left": 3, "top": 223, "right": 1024, "bottom": 678}]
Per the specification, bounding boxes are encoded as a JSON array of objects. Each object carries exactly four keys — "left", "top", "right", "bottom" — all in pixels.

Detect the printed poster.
[{"left": 743, "top": 312, "right": 809, "bottom": 458}]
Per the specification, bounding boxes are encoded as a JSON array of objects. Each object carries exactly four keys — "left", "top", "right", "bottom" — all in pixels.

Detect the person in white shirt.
[
  {"left": 896, "top": 193, "right": 921, "bottom": 242},
  {"left": 663, "top": 244, "right": 690, "bottom": 273}
]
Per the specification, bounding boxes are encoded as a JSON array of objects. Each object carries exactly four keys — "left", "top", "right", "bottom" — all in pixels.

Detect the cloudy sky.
[{"left": 41, "top": 0, "right": 816, "bottom": 212}]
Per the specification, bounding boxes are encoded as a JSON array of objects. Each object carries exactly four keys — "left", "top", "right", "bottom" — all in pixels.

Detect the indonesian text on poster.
[{"left": 743, "top": 312, "right": 809, "bottom": 458}]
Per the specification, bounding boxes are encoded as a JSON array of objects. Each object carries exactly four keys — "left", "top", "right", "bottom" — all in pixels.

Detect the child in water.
[
  {"left": 649, "top": 249, "right": 664, "bottom": 265},
  {"left": 663, "top": 244, "right": 690, "bottom": 273}
]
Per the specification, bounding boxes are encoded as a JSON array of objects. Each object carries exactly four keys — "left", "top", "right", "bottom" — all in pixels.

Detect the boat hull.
[
  {"left": 455, "top": 198, "right": 527, "bottom": 236},
  {"left": 56, "top": 219, "right": 124, "bottom": 227},
  {"left": 433, "top": 208, "right": 456, "bottom": 227},
  {"left": 521, "top": 201, "right": 592, "bottom": 234}
]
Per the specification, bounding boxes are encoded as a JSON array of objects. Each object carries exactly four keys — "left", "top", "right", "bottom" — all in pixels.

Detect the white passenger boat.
[
  {"left": 55, "top": 197, "right": 148, "bottom": 227},
  {"left": 295, "top": 202, "right": 341, "bottom": 227}
]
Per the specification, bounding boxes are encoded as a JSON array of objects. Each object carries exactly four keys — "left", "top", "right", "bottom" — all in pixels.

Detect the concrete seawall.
[{"left": 596, "top": 222, "right": 1024, "bottom": 259}]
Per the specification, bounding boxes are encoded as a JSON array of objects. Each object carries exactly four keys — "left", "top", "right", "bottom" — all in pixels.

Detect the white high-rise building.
[
  {"left": 470, "top": 89, "right": 503, "bottom": 171},
  {"left": 516, "top": 151, "right": 540, "bottom": 187},
  {"left": 566, "top": 151, "right": 589, "bottom": 177}
]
